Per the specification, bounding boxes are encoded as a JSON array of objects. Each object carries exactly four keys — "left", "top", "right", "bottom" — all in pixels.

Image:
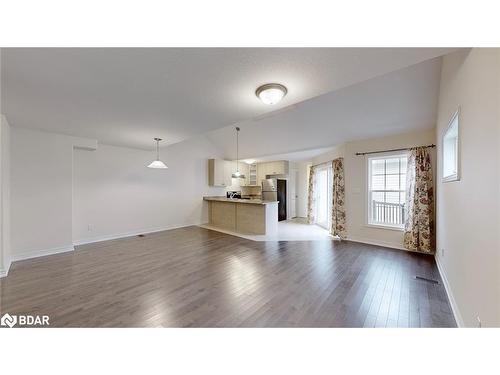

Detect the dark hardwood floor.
[{"left": 0, "top": 226, "right": 456, "bottom": 327}]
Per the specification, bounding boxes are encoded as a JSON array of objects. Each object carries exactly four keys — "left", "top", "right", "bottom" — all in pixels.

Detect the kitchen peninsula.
[{"left": 203, "top": 197, "right": 278, "bottom": 235}]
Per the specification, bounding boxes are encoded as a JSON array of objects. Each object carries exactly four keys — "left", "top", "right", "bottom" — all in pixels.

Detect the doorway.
[
  {"left": 289, "top": 169, "right": 298, "bottom": 218},
  {"left": 277, "top": 179, "right": 287, "bottom": 221},
  {"left": 314, "top": 165, "right": 332, "bottom": 230}
]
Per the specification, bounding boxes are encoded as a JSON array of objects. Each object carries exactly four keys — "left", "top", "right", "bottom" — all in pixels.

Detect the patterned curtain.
[
  {"left": 331, "top": 158, "right": 346, "bottom": 238},
  {"left": 403, "top": 147, "right": 435, "bottom": 253},
  {"left": 307, "top": 165, "right": 316, "bottom": 224}
]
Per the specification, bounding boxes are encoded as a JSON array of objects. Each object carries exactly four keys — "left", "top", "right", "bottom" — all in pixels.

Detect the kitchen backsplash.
[{"left": 225, "top": 179, "right": 262, "bottom": 196}]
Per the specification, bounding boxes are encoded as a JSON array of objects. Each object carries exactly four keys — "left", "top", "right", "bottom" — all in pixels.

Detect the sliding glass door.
[{"left": 314, "top": 165, "right": 333, "bottom": 230}]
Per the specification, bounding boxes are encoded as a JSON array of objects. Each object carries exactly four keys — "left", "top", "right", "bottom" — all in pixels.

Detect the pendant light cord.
[
  {"left": 153, "top": 137, "right": 162, "bottom": 161},
  {"left": 236, "top": 127, "right": 240, "bottom": 172}
]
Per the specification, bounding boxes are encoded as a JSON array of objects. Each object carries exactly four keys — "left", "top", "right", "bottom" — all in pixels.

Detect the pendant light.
[
  {"left": 147, "top": 138, "right": 168, "bottom": 169},
  {"left": 232, "top": 127, "right": 245, "bottom": 179}
]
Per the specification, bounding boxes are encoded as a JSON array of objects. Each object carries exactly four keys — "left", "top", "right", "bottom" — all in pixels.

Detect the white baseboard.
[
  {"left": 0, "top": 259, "right": 11, "bottom": 278},
  {"left": 5, "top": 223, "right": 203, "bottom": 268},
  {"left": 347, "top": 236, "right": 464, "bottom": 327},
  {"left": 73, "top": 222, "right": 203, "bottom": 246},
  {"left": 346, "top": 236, "right": 406, "bottom": 251},
  {"left": 10, "top": 245, "right": 75, "bottom": 262},
  {"left": 434, "top": 253, "right": 464, "bottom": 327}
]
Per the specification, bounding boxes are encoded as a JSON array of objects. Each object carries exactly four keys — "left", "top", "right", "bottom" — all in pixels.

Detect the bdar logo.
[{"left": 1, "top": 313, "right": 17, "bottom": 328}]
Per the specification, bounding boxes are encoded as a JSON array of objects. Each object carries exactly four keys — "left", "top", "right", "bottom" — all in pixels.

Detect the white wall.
[
  {"left": 1, "top": 115, "right": 11, "bottom": 275},
  {"left": 0, "top": 46, "right": 13, "bottom": 277},
  {"left": 295, "top": 161, "right": 311, "bottom": 218},
  {"left": 9, "top": 127, "right": 226, "bottom": 256},
  {"left": 0, "top": 47, "right": 3, "bottom": 275},
  {"left": 435, "top": 49, "right": 500, "bottom": 327},
  {"left": 10, "top": 127, "right": 75, "bottom": 259},
  {"left": 73, "top": 136, "right": 225, "bottom": 244},
  {"left": 312, "top": 128, "right": 436, "bottom": 249}
]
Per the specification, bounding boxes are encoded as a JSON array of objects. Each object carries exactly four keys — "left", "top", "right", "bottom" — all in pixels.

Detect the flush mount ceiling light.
[
  {"left": 255, "top": 83, "right": 287, "bottom": 105},
  {"left": 147, "top": 137, "right": 168, "bottom": 169}
]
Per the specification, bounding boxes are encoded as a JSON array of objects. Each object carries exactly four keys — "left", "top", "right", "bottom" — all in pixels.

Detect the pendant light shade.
[
  {"left": 232, "top": 127, "right": 245, "bottom": 179},
  {"left": 147, "top": 160, "right": 168, "bottom": 169},
  {"left": 147, "top": 138, "right": 168, "bottom": 169}
]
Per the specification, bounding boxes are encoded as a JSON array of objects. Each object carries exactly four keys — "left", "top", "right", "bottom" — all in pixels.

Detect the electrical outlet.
[
  {"left": 87, "top": 224, "right": 92, "bottom": 232},
  {"left": 477, "top": 316, "right": 482, "bottom": 328},
  {"left": 441, "top": 248, "right": 445, "bottom": 257}
]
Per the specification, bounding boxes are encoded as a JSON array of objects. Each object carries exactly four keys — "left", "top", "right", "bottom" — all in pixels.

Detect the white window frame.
[
  {"left": 366, "top": 153, "right": 408, "bottom": 231},
  {"left": 442, "top": 108, "right": 460, "bottom": 183}
]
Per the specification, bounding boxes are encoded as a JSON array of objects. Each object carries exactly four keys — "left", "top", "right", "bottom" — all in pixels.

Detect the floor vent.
[{"left": 415, "top": 276, "right": 439, "bottom": 284}]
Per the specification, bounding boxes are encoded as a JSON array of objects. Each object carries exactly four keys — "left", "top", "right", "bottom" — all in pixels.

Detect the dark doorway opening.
[{"left": 277, "top": 179, "right": 287, "bottom": 221}]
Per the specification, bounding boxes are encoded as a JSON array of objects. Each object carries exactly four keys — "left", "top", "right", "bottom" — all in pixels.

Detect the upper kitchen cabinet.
[
  {"left": 238, "top": 163, "right": 250, "bottom": 185},
  {"left": 260, "top": 161, "right": 289, "bottom": 176},
  {"left": 254, "top": 161, "right": 290, "bottom": 185},
  {"left": 256, "top": 163, "right": 266, "bottom": 184},
  {"left": 208, "top": 159, "right": 232, "bottom": 187},
  {"left": 248, "top": 163, "right": 258, "bottom": 185}
]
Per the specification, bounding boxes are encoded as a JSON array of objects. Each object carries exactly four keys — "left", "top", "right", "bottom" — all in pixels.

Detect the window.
[
  {"left": 442, "top": 110, "right": 460, "bottom": 182},
  {"left": 367, "top": 154, "right": 407, "bottom": 229}
]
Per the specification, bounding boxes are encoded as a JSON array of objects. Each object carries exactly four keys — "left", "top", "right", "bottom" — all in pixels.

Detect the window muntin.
[{"left": 368, "top": 154, "right": 407, "bottom": 228}]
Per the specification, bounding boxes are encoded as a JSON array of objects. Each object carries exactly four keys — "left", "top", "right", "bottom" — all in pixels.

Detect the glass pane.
[
  {"left": 370, "top": 192, "right": 384, "bottom": 223},
  {"left": 368, "top": 155, "right": 407, "bottom": 227},
  {"left": 400, "top": 192, "right": 406, "bottom": 205},
  {"left": 400, "top": 173, "right": 406, "bottom": 191},
  {"left": 371, "top": 191, "right": 384, "bottom": 203},
  {"left": 385, "top": 158, "right": 400, "bottom": 174},
  {"left": 443, "top": 116, "right": 458, "bottom": 179},
  {"left": 386, "top": 174, "right": 399, "bottom": 190},
  {"left": 400, "top": 157, "right": 407, "bottom": 173},
  {"left": 371, "top": 175, "right": 384, "bottom": 190},
  {"left": 371, "top": 159, "right": 385, "bottom": 175},
  {"left": 314, "top": 169, "right": 330, "bottom": 229},
  {"left": 386, "top": 192, "right": 399, "bottom": 204}
]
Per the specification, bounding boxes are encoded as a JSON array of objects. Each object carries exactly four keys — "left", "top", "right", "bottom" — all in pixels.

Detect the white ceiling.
[
  {"left": 1, "top": 48, "right": 455, "bottom": 150},
  {"left": 241, "top": 146, "right": 338, "bottom": 164},
  {"left": 206, "top": 57, "right": 443, "bottom": 161}
]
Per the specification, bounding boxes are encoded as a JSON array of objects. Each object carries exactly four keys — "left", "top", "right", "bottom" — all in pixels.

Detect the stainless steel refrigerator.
[{"left": 262, "top": 178, "right": 287, "bottom": 221}]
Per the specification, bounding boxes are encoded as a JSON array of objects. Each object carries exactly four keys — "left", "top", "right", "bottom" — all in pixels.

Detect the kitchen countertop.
[{"left": 203, "top": 196, "right": 278, "bottom": 205}]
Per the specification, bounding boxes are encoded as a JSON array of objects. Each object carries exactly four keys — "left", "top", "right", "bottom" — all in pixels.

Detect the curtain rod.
[
  {"left": 355, "top": 144, "right": 435, "bottom": 156},
  {"left": 311, "top": 157, "right": 343, "bottom": 168},
  {"left": 311, "top": 160, "right": 331, "bottom": 168}
]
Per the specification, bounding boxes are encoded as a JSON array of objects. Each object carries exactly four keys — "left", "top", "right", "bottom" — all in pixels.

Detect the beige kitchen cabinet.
[
  {"left": 240, "top": 163, "right": 250, "bottom": 186},
  {"left": 248, "top": 163, "right": 258, "bottom": 185},
  {"left": 208, "top": 159, "right": 232, "bottom": 187},
  {"left": 264, "top": 162, "right": 273, "bottom": 176},
  {"left": 265, "top": 162, "right": 275, "bottom": 175},
  {"left": 256, "top": 163, "right": 266, "bottom": 185},
  {"left": 257, "top": 161, "right": 289, "bottom": 179},
  {"left": 267, "top": 160, "right": 289, "bottom": 175}
]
